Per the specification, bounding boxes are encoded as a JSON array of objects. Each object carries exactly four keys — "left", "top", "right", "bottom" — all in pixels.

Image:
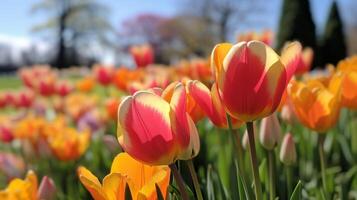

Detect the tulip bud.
[
  {"left": 279, "top": 133, "right": 297, "bottom": 166},
  {"left": 38, "top": 176, "right": 56, "bottom": 200},
  {"left": 259, "top": 113, "right": 281, "bottom": 150}
]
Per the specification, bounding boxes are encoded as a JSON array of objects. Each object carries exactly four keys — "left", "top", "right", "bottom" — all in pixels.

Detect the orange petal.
[{"left": 77, "top": 167, "right": 107, "bottom": 200}]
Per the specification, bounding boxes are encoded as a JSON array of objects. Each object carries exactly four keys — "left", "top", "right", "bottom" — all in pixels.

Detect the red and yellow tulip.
[
  {"left": 130, "top": 44, "right": 154, "bottom": 68},
  {"left": 78, "top": 152, "right": 170, "bottom": 200},
  {"left": 211, "top": 40, "right": 301, "bottom": 121},
  {"left": 117, "top": 83, "right": 200, "bottom": 165},
  {"left": 162, "top": 80, "right": 205, "bottom": 123},
  {"left": 187, "top": 80, "right": 243, "bottom": 128}
]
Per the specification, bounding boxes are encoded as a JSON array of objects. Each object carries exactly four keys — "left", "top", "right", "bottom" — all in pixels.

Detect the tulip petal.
[
  {"left": 169, "top": 83, "right": 190, "bottom": 151},
  {"left": 177, "top": 114, "right": 200, "bottom": 160},
  {"left": 280, "top": 41, "right": 302, "bottom": 80},
  {"left": 117, "top": 92, "right": 176, "bottom": 165},
  {"left": 77, "top": 166, "right": 107, "bottom": 200},
  {"left": 137, "top": 167, "right": 170, "bottom": 200},
  {"left": 188, "top": 80, "right": 226, "bottom": 127},
  {"left": 211, "top": 43, "right": 233, "bottom": 82},
  {"left": 102, "top": 173, "right": 130, "bottom": 200}
]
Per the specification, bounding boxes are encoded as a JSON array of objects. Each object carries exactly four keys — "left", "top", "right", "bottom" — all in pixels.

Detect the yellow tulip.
[
  {"left": 78, "top": 153, "right": 170, "bottom": 200},
  {"left": 0, "top": 170, "right": 38, "bottom": 200}
]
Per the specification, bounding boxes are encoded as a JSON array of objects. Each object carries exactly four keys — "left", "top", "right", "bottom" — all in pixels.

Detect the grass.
[{"left": 0, "top": 75, "right": 22, "bottom": 90}]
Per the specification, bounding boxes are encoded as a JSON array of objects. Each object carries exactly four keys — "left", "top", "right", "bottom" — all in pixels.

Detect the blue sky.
[{"left": 0, "top": 0, "right": 353, "bottom": 39}]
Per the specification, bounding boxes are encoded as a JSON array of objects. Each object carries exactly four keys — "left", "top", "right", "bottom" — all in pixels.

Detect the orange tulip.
[
  {"left": 47, "top": 127, "right": 90, "bottom": 161},
  {"left": 162, "top": 81, "right": 205, "bottom": 123},
  {"left": 130, "top": 44, "right": 154, "bottom": 68},
  {"left": 288, "top": 79, "right": 341, "bottom": 132},
  {"left": 211, "top": 40, "right": 301, "bottom": 121},
  {"left": 336, "top": 56, "right": 357, "bottom": 109},
  {"left": 78, "top": 152, "right": 170, "bottom": 200},
  {"left": 117, "top": 83, "right": 200, "bottom": 165},
  {"left": 105, "top": 98, "right": 121, "bottom": 121},
  {"left": 187, "top": 80, "right": 243, "bottom": 128},
  {"left": 76, "top": 76, "right": 95, "bottom": 92}
]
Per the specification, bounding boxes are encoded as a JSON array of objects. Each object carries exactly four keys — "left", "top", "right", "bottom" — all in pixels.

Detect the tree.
[
  {"left": 32, "top": 0, "right": 113, "bottom": 68},
  {"left": 320, "top": 1, "right": 347, "bottom": 66},
  {"left": 276, "top": 0, "right": 316, "bottom": 51}
]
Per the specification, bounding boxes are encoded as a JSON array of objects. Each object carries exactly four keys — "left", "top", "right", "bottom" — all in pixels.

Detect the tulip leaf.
[
  {"left": 289, "top": 180, "right": 302, "bottom": 200},
  {"left": 155, "top": 183, "right": 165, "bottom": 200},
  {"left": 206, "top": 165, "right": 215, "bottom": 200},
  {"left": 125, "top": 183, "right": 133, "bottom": 200}
]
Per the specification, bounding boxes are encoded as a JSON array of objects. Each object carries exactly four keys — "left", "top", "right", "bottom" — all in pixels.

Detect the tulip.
[
  {"left": 0, "top": 153, "right": 25, "bottom": 181},
  {"left": 279, "top": 133, "right": 297, "bottom": 197},
  {"left": 0, "top": 170, "right": 37, "bottom": 200},
  {"left": 187, "top": 80, "right": 243, "bottom": 128},
  {"left": 280, "top": 133, "right": 296, "bottom": 166},
  {"left": 336, "top": 56, "right": 357, "bottom": 109},
  {"left": 47, "top": 127, "right": 90, "bottom": 161},
  {"left": 105, "top": 98, "right": 121, "bottom": 121},
  {"left": 77, "top": 110, "right": 104, "bottom": 134},
  {"left": 16, "top": 90, "right": 35, "bottom": 108},
  {"left": 38, "top": 176, "right": 56, "bottom": 200},
  {"left": 117, "top": 83, "right": 200, "bottom": 165},
  {"left": 55, "top": 81, "right": 73, "bottom": 97},
  {"left": 0, "top": 125, "right": 13, "bottom": 143},
  {"left": 288, "top": 79, "right": 341, "bottom": 132},
  {"left": 282, "top": 42, "right": 313, "bottom": 76},
  {"left": 93, "top": 65, "right": 114, "bottom": 86},
  {"left": 76, "top": 76, "right": 95, "bottom": 92},
  {"left": 162, "top": 81, "right": 205, "bottom": 123},
  {"left": 259, "top": 113, "right": 281, "bottom": 150},
  {"left": 212, "top": 40, "right": 300, "bottom": 199},
  {"left": 130, "top": 44, "right": 154, "bottom": 68},
  {"left": 78, "top": 152, "right": 170, "bottom": 200},
  {"left": 211, "top": 40, "right": 301, "bottom": 122},
  {"left": 37, "top": 77, "right": 56, "bottom": 97}
]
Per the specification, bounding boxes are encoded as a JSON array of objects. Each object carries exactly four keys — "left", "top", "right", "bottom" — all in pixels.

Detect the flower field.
[{"left": 0, "top": 40, "right": 357, "bottom": 200}]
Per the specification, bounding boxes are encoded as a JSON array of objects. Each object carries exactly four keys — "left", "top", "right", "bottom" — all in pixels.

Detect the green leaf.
[
  {"left": 206, "top": 165, "right": 215, "bottom": 200},
  {"left": 125, "top": 183, "right": 132, "bottom": 200},
  {"left": 289, "top": 180, "right": 302, "bottom": 200},
  {"left": 155, "top": 183, "right": 165, "bottom": 200}
]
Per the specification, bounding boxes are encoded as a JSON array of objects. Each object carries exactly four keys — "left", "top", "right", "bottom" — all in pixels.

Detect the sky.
[
  {"left": 0, "top": 0, "right": 353, "bottom": 64},
  {"left": 0, "top": 0, "right": 353, "bottom": 39}
]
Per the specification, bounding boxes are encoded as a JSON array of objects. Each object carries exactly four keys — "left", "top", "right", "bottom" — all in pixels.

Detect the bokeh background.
[{"left": 0, "top": 0, "right": 355, "bottom": 71}]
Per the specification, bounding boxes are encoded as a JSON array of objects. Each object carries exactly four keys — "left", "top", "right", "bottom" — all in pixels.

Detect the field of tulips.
[{"left": 0, "top": 41, "right": 357, "bottom": 200}]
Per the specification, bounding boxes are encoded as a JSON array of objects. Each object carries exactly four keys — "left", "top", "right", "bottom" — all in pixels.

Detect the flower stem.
[
  {"left": 268, "top": 150, "right": 276, "bottom": 200},
  {"left": 286, "top": 166, "right": 292, "bottom": 198},
  {"left": 186, "top": 159, "right": 203, "bottom": 200},
  {"left": 246, "top": 121, "right": 263, "bottom": 200},
  {"left": 318, "top": 134, "right": 327, "bottom": 195},
  {"left": 169, "top": 164, "right": 189, "bottom": 200},
  {"left": 226, "top": 114, "right": 250, "bottom": 199}
]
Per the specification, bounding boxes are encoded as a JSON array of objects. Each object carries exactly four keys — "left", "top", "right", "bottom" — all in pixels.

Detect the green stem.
[
  {"left": 268, "top": 150, "right": 276, "bottom": 200},
  {"left": 169, "top": 164, "right": 189, "bottom": 200},
  {"left": 227, "top": 114, "right": 251, "bottom": 199},
  {"left": 318, "top": 134, "right": 327, "bottom": 196},
  {"left": 246, "top": 121, "right": 263, "bottom": 200},
  {"left": 286, "top": 166, "right": 292, "bottom": 198},
  {"left": 186, "top": 159, "right": 203, "bottom": 200}
]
